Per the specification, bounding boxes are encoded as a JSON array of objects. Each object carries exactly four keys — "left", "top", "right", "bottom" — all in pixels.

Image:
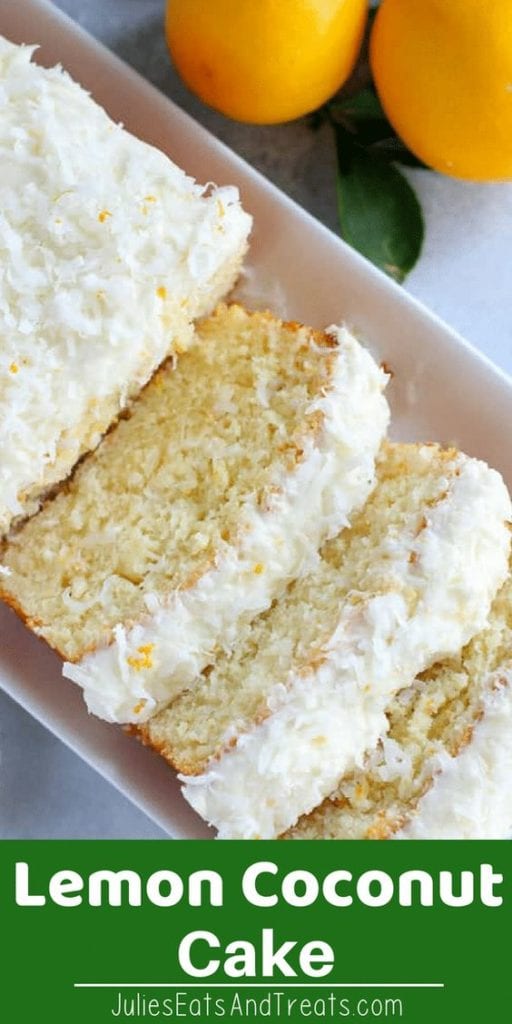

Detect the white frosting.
[
  {"left": 182, "top": 457, "right": 512, "bottom": 838},
  {"left": 397, "top": 677, "right": 512, "bottom": 839},
  {"left": 0, "top": 35, "right": 251, "bottom": 534},
  {"left": 64, "top": 329, "right": 389, "bottom": 722}
]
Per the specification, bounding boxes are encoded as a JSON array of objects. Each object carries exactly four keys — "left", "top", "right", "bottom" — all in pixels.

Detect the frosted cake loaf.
[
  {"left": 287, "top": 565, "right": 512, "bottom": 840},
  {"left": 0, "top": 35, "right": 251, "bottom": 536},
  {"left": 140, "top": 444, "right": 511, "bottom": 838},
  {"left": 0, "top": 304, "right": 389, "bottom": 723}
]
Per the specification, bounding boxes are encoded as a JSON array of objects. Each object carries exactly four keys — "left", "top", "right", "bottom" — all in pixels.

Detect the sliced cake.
[
  {"left": 287, "top": 566, "right": 512, "bottom": 840},
  {"left": 0, "top": 304, "right": 389, "bottom": 723},
  {"left": 140, "top": 443, "right": 511, "bottom": 838},
  {"left": 0, "top": 34, "right": 251, "bottom": 536}
]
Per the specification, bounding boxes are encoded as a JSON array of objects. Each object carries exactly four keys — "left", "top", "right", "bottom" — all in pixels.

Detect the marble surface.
[{"left": 1, "top": 0, "right": 511, "bottom": 838}]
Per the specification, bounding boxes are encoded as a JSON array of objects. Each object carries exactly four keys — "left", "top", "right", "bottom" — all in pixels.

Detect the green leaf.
[
  {"left": 330, "top": 88, "right": 427, "bottom": 168},
  {"left": 331, "top": 88, "right": 390, "bottom": 146},
  {"left": 335, "top": 126, "right": 424, "bottom": 283},
  {"left": 370, "top": 136, "right": 428, "bottom": 169},
  {"left": 334, "top": 87, "right": 386, "bottom": 122}
]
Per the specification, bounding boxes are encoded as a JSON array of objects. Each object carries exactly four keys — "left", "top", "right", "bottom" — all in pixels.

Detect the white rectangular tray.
[{"left": 1, "top": 0, "right": 511, "bottom": 838}]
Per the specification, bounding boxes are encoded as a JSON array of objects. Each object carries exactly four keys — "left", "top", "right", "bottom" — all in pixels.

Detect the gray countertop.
[{"left": 1, "top": 0, "right": 512, "bottom": 838}]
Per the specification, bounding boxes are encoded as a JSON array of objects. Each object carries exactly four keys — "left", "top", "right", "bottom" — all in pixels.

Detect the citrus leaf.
[
  {"left": 331, "top": 88, "right": 391, "bottom": 146},
  {"left": 335, "top": 126, "right": 424, "bottom": 283},
  {"left": 331, "top": 88, "right": 427, "bottom": 168},
  {"left": 370, "top": 136, "right": 428, "bottom": 169},
  {"left": 334, "top": 87, "right": 386, "bottom": 122}
]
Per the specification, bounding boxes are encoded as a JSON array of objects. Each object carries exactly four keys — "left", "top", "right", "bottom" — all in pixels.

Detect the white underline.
[{"left": 74, "top": 982, "right": 444, "bottom": 989}]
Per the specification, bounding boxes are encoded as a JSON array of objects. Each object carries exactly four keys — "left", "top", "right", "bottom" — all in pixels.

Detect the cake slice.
[
  {"left": 0, "top": 35, "right": 251, "bottom": 536},
  {"left": 287, "top": 566, "right": 512, "bottom": 840},
  {"left": 0, "top": 304, "right": 389, "bottom": 723},
  {"left": 140, "top": 443, "right": 511, "bottom": 839}
]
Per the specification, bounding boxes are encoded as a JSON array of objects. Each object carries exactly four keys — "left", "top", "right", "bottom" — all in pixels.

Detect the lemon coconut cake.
[
  {"left": 140, "top": 443, "right": 511, "bottom": 839},
  {"left": 287, "top": 565, "right": 512, "bottom": 840},
  {"left": 0, "top": 35, "right": 251, "bottom": 537},
  {"left": 0, "top": 304, "right": 389, "bottom": 723}
]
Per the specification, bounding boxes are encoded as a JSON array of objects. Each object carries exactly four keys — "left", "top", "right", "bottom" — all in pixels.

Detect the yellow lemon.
[
  {"left": 166, "top": 0, "right": 368, "bottom": 124},
  {"left": 371, "top": 0, "right": 512, "bottom": 181}
]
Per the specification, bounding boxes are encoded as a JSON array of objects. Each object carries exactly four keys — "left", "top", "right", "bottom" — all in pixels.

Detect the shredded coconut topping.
[{"left": 0, "top": 35, "right": 251, "bottom": 534}]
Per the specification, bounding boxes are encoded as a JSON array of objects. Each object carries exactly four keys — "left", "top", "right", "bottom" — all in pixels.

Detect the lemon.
[
  {"left": 166, "top": 0, "right": 368, "bottom": 125},
  {"left": 371, "top": 0, "right": 512, "bottom": 181}
]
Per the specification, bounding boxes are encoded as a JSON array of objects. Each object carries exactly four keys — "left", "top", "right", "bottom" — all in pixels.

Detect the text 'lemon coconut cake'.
[
  {"left": 140, "top": 443, "right": 511, "bottom": 838},
  {"left": 0, "top": 34, "right": 251, "bottom": 537},
  {"left": 287, "top": 561, "right": 512, "bottom": 840},
  {"left": 0, "top": 304, "right": 389, "bottom": 724}
]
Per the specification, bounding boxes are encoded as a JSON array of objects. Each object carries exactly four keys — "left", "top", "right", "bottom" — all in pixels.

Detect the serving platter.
[{"left": 1, "top": 0, "right": 512, "bottom": 838}]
